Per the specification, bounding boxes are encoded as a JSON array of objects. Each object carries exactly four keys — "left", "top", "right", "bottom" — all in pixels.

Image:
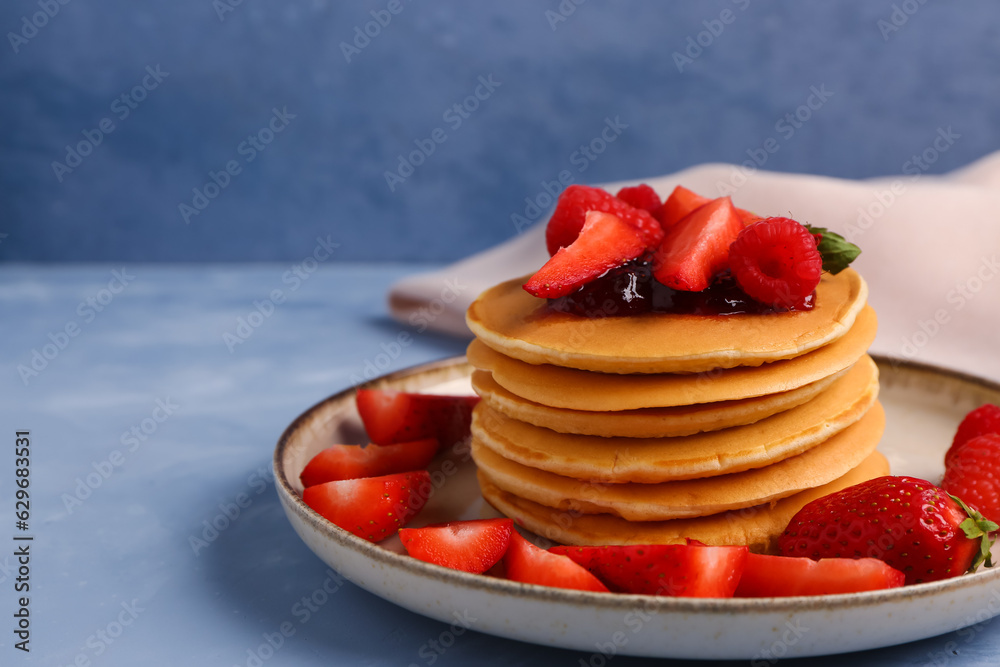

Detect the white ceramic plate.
[{"left": 274, "top": 356, "right": 1000, "bottom": 660}]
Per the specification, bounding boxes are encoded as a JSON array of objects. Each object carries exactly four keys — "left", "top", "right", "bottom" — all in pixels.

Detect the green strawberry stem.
[{"left": 951, "top": 494, "right": 999, "bottom": 572}]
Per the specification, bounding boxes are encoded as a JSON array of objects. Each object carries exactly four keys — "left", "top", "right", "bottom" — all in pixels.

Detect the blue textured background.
[{"left": 2, "top": 0, "right": 998, "bottom": 262}]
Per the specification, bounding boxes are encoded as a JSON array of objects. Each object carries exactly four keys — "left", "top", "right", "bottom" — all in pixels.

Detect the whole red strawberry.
[
  {"left": 946, "top": 404, "right": 1000, "bottom": 467},
  {"left": 778, "top": 476, "right": 996, "bottom": 585},
  {"left": 545, "top": 185, "right": 664, "bottom": 256},
  {"left": 728, "top": 217, "right": 823, "bottom": 310},
  {"left": 942, "top": 434, "right": 1000, "bottom": 524}
]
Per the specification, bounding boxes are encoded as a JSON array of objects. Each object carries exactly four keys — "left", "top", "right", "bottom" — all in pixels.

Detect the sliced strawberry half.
[
  {"left": 652, "top": 196, "right": 744, "bottom": 292},
  {"left": 549, "top": 543, "right": 747, "bottom": 597},
  {"left": 525, "top": 211, "right": 647, "bottom": 298},
  {"left": 735, "top": 553, "right": 905, "bottom": 597},
  {"left": 400, "top": 518, "right": 514, "bottom": 573},
  {"left": 355, "top": 390, "right": 479, "bottom": 447},
  {"left": 302, "top": 470, "right": 431, "bottom": 542},
  {"left": 545, "top": 184, "right": 664, "bottom": 256},
  {"left": 299, "top": 438, "right": 439, "bottom": 487},
  {"left": 656, "top": 185, "right": 712, "bottom": 230},
  {"left": 504, "top": 531, "right": 609, "bottom": 592},
  {"left": 657, "top": 186, "right": 759, "bottom": 230}
]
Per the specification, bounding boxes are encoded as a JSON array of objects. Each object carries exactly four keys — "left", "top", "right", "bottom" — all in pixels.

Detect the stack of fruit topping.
[{"left": 525, "top": 184, "right": 860, "bottom": 316}]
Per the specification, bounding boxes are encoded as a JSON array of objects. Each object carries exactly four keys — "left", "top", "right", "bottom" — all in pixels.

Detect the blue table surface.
[{"left": 3, "top": 263, "right": 1000, "bottom": 667}]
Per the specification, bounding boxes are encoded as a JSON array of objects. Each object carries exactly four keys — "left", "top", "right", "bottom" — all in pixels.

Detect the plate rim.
[{"left": 273, "top": 353, "right": 1000, "bottom": 614}]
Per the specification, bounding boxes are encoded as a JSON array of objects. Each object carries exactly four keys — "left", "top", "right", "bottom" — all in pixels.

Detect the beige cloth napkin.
[{"left": 388, "top": 150, "right": 1000, "bottom": 381}]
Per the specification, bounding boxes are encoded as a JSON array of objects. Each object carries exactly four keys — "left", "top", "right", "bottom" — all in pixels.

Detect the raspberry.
[
  {"left": 545, "top": 185, "right": 663, "bottom": 256},
  {"left": 615, "top": 184, "right": 662, "bottom": 214},
  {"left": 946, "top": 404, "right": 1000, "bottom": 467},
  {"left": 941, "top": 433, "right": 1000, "bottom": 524},
  {"left": 728, "top": 217, "right": 823, "bottom": 310}
]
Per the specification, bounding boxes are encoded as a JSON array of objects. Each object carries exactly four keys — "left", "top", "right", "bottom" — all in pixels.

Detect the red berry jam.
[{"left": 548, "top": 255, "right": 813, "bottom": 317}]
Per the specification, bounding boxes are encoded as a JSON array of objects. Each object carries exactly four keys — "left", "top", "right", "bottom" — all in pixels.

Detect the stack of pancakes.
[{"left": 465, "top": 268, "right": 887, "bottom": 553}]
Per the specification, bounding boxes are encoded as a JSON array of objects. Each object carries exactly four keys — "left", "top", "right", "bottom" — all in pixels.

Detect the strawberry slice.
[
  {"left": 657, "top": 185, "right": 712, "bottom": 229},
  {"left": 400, "top": 518, "right": 514, "bottom": 573},
  {"left": 735, "top": 553, "right": 905, "bottom": 597},
  {"left": 302, "top": 470, "right": 431, "bottom": 542},
  {"left": 657, "top": 185, "right": 760, "bottom": 229},
  {"left": 545, "top": 184, "right": 664, "bottom": 256},
  {"left": 549, "top": 543, "right": 747, "bottom": 597},
  {"left": 355, "top": 390, "right": 479, "bottom": 447},
  {"left": 299, "top": 438, "right": 439, "bottom": 487},
  {"left": 652, "top": 196, "right": 743, "bottom": 292},
  {"left": 504, "top": 531, "right": 609, "bottom": 592},
  {"left": 524, "top": 211, "right": 647, "bottom": 298}
]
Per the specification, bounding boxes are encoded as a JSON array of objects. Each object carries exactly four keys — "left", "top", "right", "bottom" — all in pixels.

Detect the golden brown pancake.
[
  {"left": 466, "top": 269, "right": 867, "bottom": 374},
  {"left": 467, "top": 305, "right": 877, "bottom": 411},
  {"left": 471, "top": 356, "right": 879, "bottom": 482},
  {"left": 471, "top": 365, "right": 848, "bottom": 438},
  {"left": 471, "top": 401, "right": 883, "bottom": 520},
  {"left": 478, "top": 451, "right": 889, "bottom": 552}
]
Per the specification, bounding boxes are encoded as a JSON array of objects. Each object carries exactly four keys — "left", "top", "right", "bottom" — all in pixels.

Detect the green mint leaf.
[{"left": 804, "top": 225, "right": 861, "bottom": 274}]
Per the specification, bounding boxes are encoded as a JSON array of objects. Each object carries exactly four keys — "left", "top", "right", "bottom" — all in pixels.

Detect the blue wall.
[{"left": 2, "top": 0, "right": 997, "bottom": 262}]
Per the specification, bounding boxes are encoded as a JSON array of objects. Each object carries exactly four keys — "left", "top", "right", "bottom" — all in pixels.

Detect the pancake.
[
  {"left": 471, "top": 365, "right": 847, "bottom": 438},
  {"left": 471, "top": 356, "right": 879, "bottom": 482},
  {"left": 478, "top": 451, "right": 890, "bottom": 552},
  {"left": 471, "top": 401, "right": 883, "bottom": 521},
  {"left": 467, "top": 305, "right": 877, "bottom": 411},
  {"left": 466, "top": 269, "right": 868, "bottom": 374}
]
